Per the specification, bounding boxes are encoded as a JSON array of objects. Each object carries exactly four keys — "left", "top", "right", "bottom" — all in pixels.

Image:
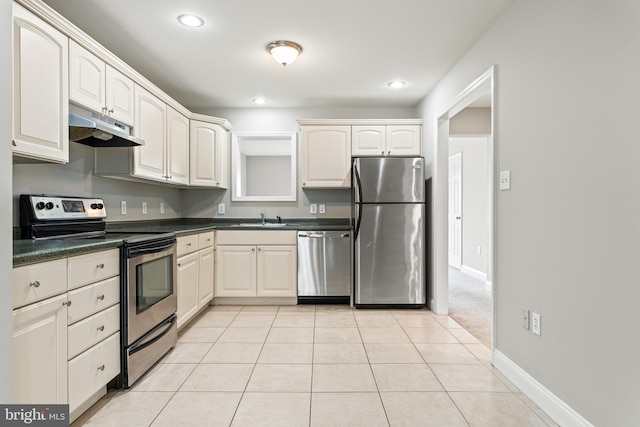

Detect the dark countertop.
[{"left": 14, "top": 218, "right": 352, "bottom": 267}]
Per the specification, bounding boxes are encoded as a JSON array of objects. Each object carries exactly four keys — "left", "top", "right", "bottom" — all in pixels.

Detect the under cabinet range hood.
[{"left": 69, "top": 104, "right": 144, "bottom": 147}]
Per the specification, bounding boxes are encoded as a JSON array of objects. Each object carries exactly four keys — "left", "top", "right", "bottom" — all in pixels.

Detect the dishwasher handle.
[{"left": 298, "top": 232, "right": 350, "bottom": 239}]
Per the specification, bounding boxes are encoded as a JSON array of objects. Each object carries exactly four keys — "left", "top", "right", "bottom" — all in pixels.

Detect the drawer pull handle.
[
  {"left": 97, "top": 365, "right": 105, "bottom": 371},
  {"left": 97, "top": 325, "right": 105, "bottom": 332},
  {"left": 187, "top": 243, "right": 192, "bottom": 247},
  {"left": 97, "top": 263, "right": 105, "bottom": 269},
  {"left": 29, "top": 281, "right": 41, "bottom": 288},
  {"left": 97, "top": 295, "right": 105, "bottom": 301},
  {"left": 62, "top": 301, "right": 72, "bottom": 307}
]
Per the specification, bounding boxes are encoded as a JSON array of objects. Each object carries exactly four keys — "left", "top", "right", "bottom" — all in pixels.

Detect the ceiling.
[{"left": 42, "top": 0, "right": 513, "bottom": 111}]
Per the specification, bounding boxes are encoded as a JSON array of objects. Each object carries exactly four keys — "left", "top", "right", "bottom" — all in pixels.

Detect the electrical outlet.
[
  {"left": 477, "top": 245, "right": 482, "bottom": 255},
  {"left": 319, "top": 204, "right": 326, "bottom": 214},
  {"left": 160, "top": 202, "right": 165, "bottom": 214},
  {"left": 218, "top": 203, "right": 225, "bottom": 215},
  {"left": 521, "top": 308, "right": 530, "bottom": 330},
  {"left": 142, "top": 202, "right": 147, "bottom": 215},
  {"left": 310, "top": 203, "right": 317, "bottom": 214},
  {"left": 121, "top": 201, "right": 126, "bottom": 215},
  {"left": 532, "top": 312, "right": 541, "bottom": 335}
]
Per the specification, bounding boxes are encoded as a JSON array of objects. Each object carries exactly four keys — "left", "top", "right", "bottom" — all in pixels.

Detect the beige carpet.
[{"left": 448, "top": 267, "right": 491, "bottom": 347}]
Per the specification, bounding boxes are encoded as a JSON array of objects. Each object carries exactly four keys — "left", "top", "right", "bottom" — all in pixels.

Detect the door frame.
[{"left": 432, "top": 65, "right": 497, "bottom": 354}]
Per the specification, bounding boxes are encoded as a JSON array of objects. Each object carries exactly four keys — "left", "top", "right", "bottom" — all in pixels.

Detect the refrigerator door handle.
[{"left": 353, "top": 164, "right": 363, "bottom": 241}]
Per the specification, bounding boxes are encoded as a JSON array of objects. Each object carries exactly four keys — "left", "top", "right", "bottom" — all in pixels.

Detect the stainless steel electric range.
[{"left": 20, "top": 194, "right": 178, "bottom": 388}]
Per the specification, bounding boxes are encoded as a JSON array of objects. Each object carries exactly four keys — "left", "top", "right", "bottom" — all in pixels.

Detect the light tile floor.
[{"left": 72, "top": 305, "right": 558, "bottom": 427}]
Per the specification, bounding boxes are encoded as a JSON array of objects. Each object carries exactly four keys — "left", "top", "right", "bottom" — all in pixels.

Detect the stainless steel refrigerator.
[{"left": 353, "top": 157, "right": 426, "bottom": 307}]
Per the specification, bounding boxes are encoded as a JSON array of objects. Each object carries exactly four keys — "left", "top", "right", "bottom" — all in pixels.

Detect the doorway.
[{"left": 433, "top": 66, "right": 496, "bottom": 353}]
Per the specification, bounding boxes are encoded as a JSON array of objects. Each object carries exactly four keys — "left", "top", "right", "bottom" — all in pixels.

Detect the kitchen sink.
[{"left": 230, "top": 223, "right": 288, "bottom": 228}]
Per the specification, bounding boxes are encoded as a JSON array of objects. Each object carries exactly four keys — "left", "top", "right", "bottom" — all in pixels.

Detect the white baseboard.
[
  {"left": 493, "top": 350, "right": 593, "bottom": 427},
  {"left": 460, "top": 264, "right": 487, "bottom": 282}
]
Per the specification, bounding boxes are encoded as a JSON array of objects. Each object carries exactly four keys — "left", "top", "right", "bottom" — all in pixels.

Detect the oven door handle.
[
  {"left": 127, "top": 240, "right": 176, "bottom": 257},
  {"left": 128, "top": 315, "right": 176, "bottom": 356}
]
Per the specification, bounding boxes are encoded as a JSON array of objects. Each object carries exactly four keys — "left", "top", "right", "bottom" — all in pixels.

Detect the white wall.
[
  {"left": 1, "top": 0, "right": 14, "bottom": 401},
  {"left": 419, "top": 1, "right": 640, "bottom": 425},
  {"left": 13, "top": 142, "right": 183, "bottom": 226}
]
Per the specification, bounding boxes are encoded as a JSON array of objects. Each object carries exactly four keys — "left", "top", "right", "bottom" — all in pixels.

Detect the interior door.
[{"left": 448, "top": 152, "right": 462, "bottom": 269}]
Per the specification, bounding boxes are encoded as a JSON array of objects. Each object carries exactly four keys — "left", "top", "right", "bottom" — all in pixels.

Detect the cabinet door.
[
  {"left": 300, "top": 126, "right": 351, "bottom": 188},
  {"left": 190, "top": 121, "right": 227, "bottom": 188},
  {"left": 133, "top": 85, "right": 166, "bottom": 182},
  {"left": 198, "top": 248, "right": 214, "bottom": 309},
  {"left": 386, "top": 125, "right": 421, "bottom": 156},
  {"left": 351, "top": 126, "right": 386, "bottom": 156},
  {"left": 215, "top": 246, "right": 256, "bottom": 297},
  {"left": 166, "top": 107, "right": 190, "bottom": 185},
  {"left": 105, "top": 65, "right": 135, "bottom": 126},
  {"left": 12, "top": 3, "right": 69, "bottom": 163},
  {"left": 13, "top": 294, "right": 68, "bottom": 404},
  {"left": 177, "top": 252, "right": 199, "bottom": 329},
  {"left": 256, "top": 245, "right": 297, "bottom": 297},
  {"left": 69, "top": 40, "right": 105, "bottom": 113}
]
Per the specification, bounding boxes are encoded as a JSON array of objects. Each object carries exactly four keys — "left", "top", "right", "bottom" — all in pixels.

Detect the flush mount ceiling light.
[
  {"left": 177, "top": 14, "right": 204, "bottom": 27},
  {"left": 387, "top": 80, "right": 406, "bottom": 89},
  {"left": 252, "top": 98, "right": 268, "bottom": 105},
  {"left": 266, "top": 40, "right": 303, "bottom": 67}
]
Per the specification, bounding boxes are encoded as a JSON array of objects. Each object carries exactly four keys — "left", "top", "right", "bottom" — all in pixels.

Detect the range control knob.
[
  {"left": 90, "top": 203, "right": 104, "bottom": 210},
  {"left": 35, "top": 202, "right": 45, "bottom": 210},
  {"left": 45, "top": 202, "right": 54, "bottom": 210}
]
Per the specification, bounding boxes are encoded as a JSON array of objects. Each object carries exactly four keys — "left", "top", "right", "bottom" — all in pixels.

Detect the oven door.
[{"left": 126, "top": 238, "right": 177, "bottom": 346}]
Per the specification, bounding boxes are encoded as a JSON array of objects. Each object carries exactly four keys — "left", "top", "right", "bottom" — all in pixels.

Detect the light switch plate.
[
  {"left": 319, "top": 204, "right": 326, "bottom": 214},
  {"left": 121, "top": 201, "right": 126, "bottom": 215},
  {"left": 218, "top": 203, "right": 225, "bottom": 215},
  {"left": 142, "top": 202, "right": 147, "bottom": 215},
  {"left": 160, "top": 202, "right": 165, "bottom": 214},
  {"left": 500, "top": 170, "right": 511, "bottom": 190},
  {"left": 310, "top": 204, "right": 317, "bottom": 214}
]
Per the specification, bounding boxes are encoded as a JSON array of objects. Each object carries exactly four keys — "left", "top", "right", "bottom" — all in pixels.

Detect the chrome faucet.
[{"left": 260, "top": 213, "right": 266, "bottom": 225}]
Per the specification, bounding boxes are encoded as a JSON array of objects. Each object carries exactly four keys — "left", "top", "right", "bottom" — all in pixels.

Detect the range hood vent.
[{"left": 69, "top": 104, "right": 144, "bottom": 147}]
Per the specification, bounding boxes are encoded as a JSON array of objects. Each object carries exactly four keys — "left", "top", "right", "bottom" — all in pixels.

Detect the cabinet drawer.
[
  {"left": 198, "top": 231, "right": 214, "bottom": 249},
  {"left": 67, "top": 276, "right": 119, "bottom": 324},
  {"left": 68, "top": 332, "right": 120, "bottom": 412},
  {"left": 68, "top": 304, "right": 120, "bottom": 359},
  {"left": 216, "top": 230, "right": 297, "bottom": 245},
  {"left": 177, "top": 234, "right": 199, "bottom": 256},
  {"left": 68, "top": 249, "right": 119, "bottom": 291},
  {"left": 13, "top": 259, "right": 67, "bottom": 309}
]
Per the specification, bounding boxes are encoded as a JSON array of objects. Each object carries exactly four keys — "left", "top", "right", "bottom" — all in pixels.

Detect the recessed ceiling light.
[
  {"left": 177, "top": 14, "right": 204, "bottom": 27},
  {"left": 252, "top": 98, "right": 268, "bottom": 105},
  {"left": 387, "top": 81, "right": 406, "bottom": 89}
]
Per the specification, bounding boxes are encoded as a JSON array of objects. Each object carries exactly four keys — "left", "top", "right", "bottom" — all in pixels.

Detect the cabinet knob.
[
  {"left": 62, "top": 301, "right": 72, "bottom": 307},
  {"left": 97, "top": 295, "right": 105, "bottom": 301},
  {"left": 108, "top": 108, "right": 114, "bottom": 114},
  {"left": 302, "top": 182, "right": 306, "bottom": 186},
  {"left": 97, "top": 365, "right": 105, "bottom": 371},
  {"left": 12, "top": 140, "right": 17, "bottom": 147},
  {"left": 251, "top": 248, "right": 255, "bottom": 252},
  {"left": 97, "top": 263, "right": 105, "bottom": 269},
  {"left": 387, "top": 150, "right": 391, "bottom": 155},
  {"left": 97, "top": 325, "right": 105, "bottom": 332},
  {"left": 29, "top": 280, "right": 41, "bottom": 288},
  {"left": 258, "top": 247, "right": 262, "bottom": 252}
]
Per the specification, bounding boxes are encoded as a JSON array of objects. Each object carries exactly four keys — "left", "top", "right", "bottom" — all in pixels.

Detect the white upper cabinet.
[
  {"left": 133, "top": 84, "right": 166, "bottom": 182},
  {"left": 69, "top": 40, "right": 135, "bottom": 126},
  {"left": 12, "top": 3, "right": 69, "bottom": 163},
  {"left": 352, "top": 124, "right": 421, "bottom": 156},
  {"left": 166, "top": 106, "right": 190, "bottom": 185},
  {"left": 190, "top": 120, "right": 229, "bottom": 188},
  {"left": 300, "top": 125, "right": 351, "bottom": 188}
]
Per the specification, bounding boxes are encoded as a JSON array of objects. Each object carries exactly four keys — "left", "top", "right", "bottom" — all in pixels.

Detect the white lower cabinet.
[
  {"left": 13, "top": 293, "right": 68, "bottom": 405},
  {"left": 12, "top": 248, "right": 121, "bottom": 421},
  {"left": 215, "top": 231, "right": 297, "bottom": 299},
  {"left": 176, "top": 231, "right": 215, "bottom": 329},
  {"left": 68, "top": 332, "right": 120, "bottom": 412}
]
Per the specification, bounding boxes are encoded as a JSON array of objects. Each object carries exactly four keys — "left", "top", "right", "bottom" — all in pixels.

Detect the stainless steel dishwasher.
[{"left": 297, "top": 230, "right": 352, "bottom": 304}]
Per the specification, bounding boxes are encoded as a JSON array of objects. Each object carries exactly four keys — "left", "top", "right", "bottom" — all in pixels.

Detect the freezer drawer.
[{"left": 297, "top": 231, "right": 351, "bottom": 303}]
